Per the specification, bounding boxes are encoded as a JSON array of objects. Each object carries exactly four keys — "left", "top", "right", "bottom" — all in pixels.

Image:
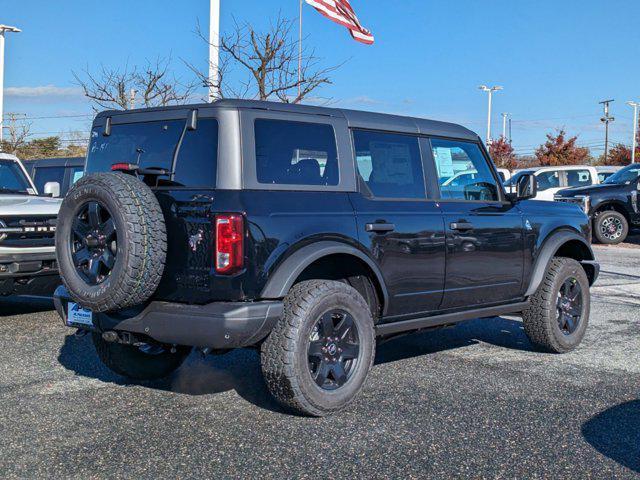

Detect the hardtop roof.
[{"left": 94, "top": 99, "right": 479, "bottom": 141}]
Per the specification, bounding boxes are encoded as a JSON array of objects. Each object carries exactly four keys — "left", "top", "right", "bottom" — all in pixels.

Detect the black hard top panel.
[
  {"left": 94, "top": 99, "right": 479, "bottom": 141},
  {"left": 22, "top": 157, "right": 85, "bottom": 168}
]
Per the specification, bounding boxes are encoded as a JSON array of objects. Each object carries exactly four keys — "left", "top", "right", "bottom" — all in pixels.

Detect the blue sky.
[{"left": 2, "top": 0, "right": 640, "bottom": 156}]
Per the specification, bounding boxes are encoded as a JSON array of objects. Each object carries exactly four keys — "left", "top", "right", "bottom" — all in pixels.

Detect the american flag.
[{"left": 305, "top": 0, "right": 374, "bottom": 45}]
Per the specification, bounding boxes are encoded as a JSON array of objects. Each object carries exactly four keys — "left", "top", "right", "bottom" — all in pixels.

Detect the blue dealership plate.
[{"left": 67, "top": 302, "right": 94, "bottom": 327}]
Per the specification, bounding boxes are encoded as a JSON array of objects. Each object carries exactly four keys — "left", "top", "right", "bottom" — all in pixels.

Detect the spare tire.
[{"left": 56, "top": 172, "right": 167, "bottom": 312}]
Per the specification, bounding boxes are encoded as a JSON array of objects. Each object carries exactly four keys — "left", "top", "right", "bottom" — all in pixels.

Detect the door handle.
[
  {"left": 450, "top": 222, "right": 474, "bottom": 231},
  {"left": 365, "top": 222, "right": 396, "bottom": 233}
]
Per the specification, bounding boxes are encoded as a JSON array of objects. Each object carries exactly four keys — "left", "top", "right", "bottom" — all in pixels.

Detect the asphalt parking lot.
[{"left": 0, "top": 243, "right": 639, "bottom": 479}]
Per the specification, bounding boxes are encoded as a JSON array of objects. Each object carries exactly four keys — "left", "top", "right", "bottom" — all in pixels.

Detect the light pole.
[
  {"left": 501, "top": 112, "right": 510, "bottom": 140},
  {"left": 599, "top": 99, "right": 615, "bottom": 163},
  {"left": 0, "top": 25, "right": 21, "bottom": 144},
  {"left": 209, "top": 0, "right": 220, "bottom": 102},
  {"left": 627, "top": 101, "right": 639, "bottom": 164},
  {"left": 479, "top": 85, "right": 503, "bottom": 145}
]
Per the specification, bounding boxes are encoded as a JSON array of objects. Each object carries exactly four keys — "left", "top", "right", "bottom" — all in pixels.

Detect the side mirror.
[
  {"left": 515, "top": 173, "right": 537, "bottom": 201},
  {"left": 43, "top": 181, "right": 61, "bottom": 198}
]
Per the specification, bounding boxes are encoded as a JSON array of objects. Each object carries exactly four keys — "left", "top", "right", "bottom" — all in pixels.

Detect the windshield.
[
  {"left": 504, "top": 170, "right": 534, "bottom": 186},
  {"left": 0, "top": 160, "right": 33, "bottom": 195},
  {"left": 603, "top": 164, "right": 640, "bottom": 185},
  {"left": 87, "top": 120, "right": 185, "bottom": 175}
]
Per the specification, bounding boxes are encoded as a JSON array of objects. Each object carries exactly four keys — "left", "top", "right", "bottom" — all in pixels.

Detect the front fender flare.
[
  {"left": 525, "top": 230, "right": 597, "bottom": 297},
  {"left": 260, "top": 241, "right": 389, "bottom": 314}
]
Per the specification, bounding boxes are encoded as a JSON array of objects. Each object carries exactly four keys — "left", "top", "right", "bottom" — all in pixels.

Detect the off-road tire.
[
  {"left": 56, "top": 173, "right": 167, "bottom": 312},
  {"left": 593, "top": 210, "right": 628, "bottom": 245},
  {"left": 261, "top": 280, "right": 376, "bottom": 417},
  {"left": 522, "top": 257, "right": 590, "bottom": 353},
  {"left": 92, "top": 333, "right": 190, "bottom": 381}
]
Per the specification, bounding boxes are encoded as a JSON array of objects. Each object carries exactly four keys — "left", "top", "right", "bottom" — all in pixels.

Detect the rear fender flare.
[
  {"left": 525, "top": 230, "right": 596, "bottom": 297},
  {"left": 260, "top": 241, "right": 389, "bottom": 315}
]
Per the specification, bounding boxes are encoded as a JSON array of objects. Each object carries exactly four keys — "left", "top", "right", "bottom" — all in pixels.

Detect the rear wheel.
[
  {"left": 92, "top": 333, "right": 190, "bottom": 381},
  {"left": 594, "top": 210, "right": 628, "bottom": 245},
  {"left": 522, "top": 257, "right": 590, "bottom": 353},
  {"left": 261, "top": 280, "right": 375, "bottom": 416}
]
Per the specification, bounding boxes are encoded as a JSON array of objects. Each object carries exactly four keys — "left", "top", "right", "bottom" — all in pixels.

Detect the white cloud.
[{"left": 5, "top": 85, "right": 83, "bottom": 98}]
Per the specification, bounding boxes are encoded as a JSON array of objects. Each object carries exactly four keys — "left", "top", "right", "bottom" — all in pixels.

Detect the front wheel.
[
  {"left": 522, "top": 257, "right": 590, "bottom": 353},
  {"left": 92, "top": 333, "right": 191, "bottom": 380},
  {"left": 594, "top": 210, "right": 628, "bottom": 245},
  {"left": 261, "top": 280, "right": 376, "bottom": 416}
]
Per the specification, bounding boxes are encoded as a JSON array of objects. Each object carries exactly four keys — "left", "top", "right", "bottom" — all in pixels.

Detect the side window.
[
  {"left": 255, "top": 119, "right": 338, "bottom": 186},
  {"left": 536, "top": 171, "right": 560, "bottom": 191},
  {"left": 174, "top": 118, "right": 218, "bottom": 187},
  {"left": 352, "top": 130, "right": 425, "bottom": 199},
  {"left": 566, "top": 169, "right": 592, "bottom": 187},
  {"left": 598, "top": 172, "right": 611, "bottom": 183},
  {"left": 33, "top": 166, "right": 66, "bottom": 196},
  {"left": 431, "top": 139, "right": 499, "bottom": 201}
]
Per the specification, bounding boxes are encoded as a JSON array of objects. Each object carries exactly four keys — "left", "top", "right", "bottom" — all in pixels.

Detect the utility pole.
[
  {"left": 209, "top": 0, "right": 220, "bottom": 102},
  {"left": 599, "top": 99, "right": 615, "bottom": 164},
  {"left": 508, "top": 117, "right": 512, "bottom": 144},
  {"left": 501, "top": 112, "right": 510, "bottom": 140},
  {"left": 627, "top": 101, "right": 639, "bottom": 164},
  {"left": 478, "top": 85, "right": 503, "bottom": 145},
  {"left": 0, "top": 25, "right": 22, "bottom": 144}
]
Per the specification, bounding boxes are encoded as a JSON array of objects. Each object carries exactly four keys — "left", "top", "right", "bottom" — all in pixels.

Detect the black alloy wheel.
[
  {"left": 71, "top": 201, "right": 117, "bottom": 285},
  {"left": 307, "top": 309, "right": 361, "bottom": 390},
  {"left": 556, "top": 277, "right": 583, "bottom": 335}
]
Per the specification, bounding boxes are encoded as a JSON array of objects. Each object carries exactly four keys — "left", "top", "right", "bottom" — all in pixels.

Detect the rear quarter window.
[{"left": 254, "top": 119, "right": 339, "bottom": 186}]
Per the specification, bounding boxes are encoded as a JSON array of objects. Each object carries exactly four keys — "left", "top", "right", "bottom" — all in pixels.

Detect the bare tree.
[
  {"left": 191, "top": 16, "right": 341, "bottom": 103},
  {"left": 0, "top": 113, "right": 32, "bottom": 155},
  {"left": 73, "top": 57, "right": 198, "bottom": 111}
]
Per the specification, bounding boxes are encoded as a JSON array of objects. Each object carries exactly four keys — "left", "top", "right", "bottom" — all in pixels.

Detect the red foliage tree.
[
  {"left": 535, "top": 129, "right": 591, "bottom": 166},
  {"left": 489, "top": 137, "right": 517, "bottom": 170},
  {"left": 606, "top": 143, "right": 633, "bottom": 166}
]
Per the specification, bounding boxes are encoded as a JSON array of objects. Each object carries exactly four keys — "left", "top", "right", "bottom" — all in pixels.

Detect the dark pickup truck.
[
  {"left": 555, "top": 163, "right": 640, "bottom": 244},
  {"left": 53, "top": 100, "right": 598, "bottom": 416}
]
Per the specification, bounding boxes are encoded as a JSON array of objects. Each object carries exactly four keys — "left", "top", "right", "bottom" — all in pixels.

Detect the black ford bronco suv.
[
  {"left": 555, "top": 163, "right": 640, "bottom": 245},
  {"left": 54, "top": 100, "right": 599, "bottom": 416}
]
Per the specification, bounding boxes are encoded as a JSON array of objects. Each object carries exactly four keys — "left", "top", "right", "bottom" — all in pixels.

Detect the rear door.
[
  {"left": 428, "top": 138, "right": 524, "bottom": 310},
  {"left": 349, "top": 129, "right": 446, "bottom": 319},
  {"left": 534, "top": 169, "right": 562, "bottom": 201}
]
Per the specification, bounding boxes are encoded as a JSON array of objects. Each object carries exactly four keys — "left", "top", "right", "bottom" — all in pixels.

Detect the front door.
[
  {"left": 350, "top": 129, "right": 446, "bottom": 319},
  {"left": 429, "top": 138, "right": 524, "bottom": 310}
]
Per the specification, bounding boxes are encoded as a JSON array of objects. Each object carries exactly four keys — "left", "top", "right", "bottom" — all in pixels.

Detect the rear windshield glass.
[{"left": 86, "top": 118, "right": 218, "bottom": 188}]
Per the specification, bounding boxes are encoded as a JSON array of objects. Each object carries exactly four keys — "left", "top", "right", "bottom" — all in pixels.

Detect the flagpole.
[
  {"left": 209, "top": 0, "right": 220, "bottom": 102},
  {"left": 298, "top": 0, "right": 303, "bottom": 102}
]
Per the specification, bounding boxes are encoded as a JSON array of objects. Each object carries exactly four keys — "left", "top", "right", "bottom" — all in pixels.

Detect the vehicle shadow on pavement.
[
  {"left": 58, "top": 315, "right": 533, "bottom": 413},
  {"left": 375, "top": 316, "right": 533, "bottom": 365},
  {"left": 582, "top": 400, "right": 640, "bottom": 473},
  {"left": 57, "top": 333, "right": 289, "bottom": 414},
  {"left": 0, "top": 298, "right": 53, "bottom": 317}
]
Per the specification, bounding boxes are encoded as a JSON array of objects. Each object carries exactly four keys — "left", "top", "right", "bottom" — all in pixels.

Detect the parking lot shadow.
[
  {"left": 375, "top": 316, "right": 533, "bottom": 365},
  {"left": 58, "top": 315, "right": 532, "bottom": 414},
  {"left": 0, "top": 297, "right": 53, "bottom": 317},
  {"left": 582, "top": 400, "right": 640, "bottom": 473},
  {"left": 57, "top": 333, "right": 287, "bottom": 414}
]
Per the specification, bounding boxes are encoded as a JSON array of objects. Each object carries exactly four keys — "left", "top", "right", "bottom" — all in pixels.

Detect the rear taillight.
[{"left": 215, "top": 214, "right": 244, "bottom": 274}]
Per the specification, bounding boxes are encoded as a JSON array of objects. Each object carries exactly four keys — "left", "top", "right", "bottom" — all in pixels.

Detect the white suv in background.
[
  {"left": 504, "top": 165, "right": 618, "bottom": 201},
  {"left": 0, "top": 152, "right": 62, "bottom": 297}
]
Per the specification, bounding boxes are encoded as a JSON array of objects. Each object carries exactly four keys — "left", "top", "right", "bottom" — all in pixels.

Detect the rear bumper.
[{"left": 54, "top": 286, "right": 283, "bottom": 349}]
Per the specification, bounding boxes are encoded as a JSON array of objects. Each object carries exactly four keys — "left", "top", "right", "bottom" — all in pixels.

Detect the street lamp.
[
  {"left": 0, "top": 25, "right": 21, "bottom": 144},
  {"left": 627, "top": 101, "right": 640, "bottom": 164},
  {"left": 479, "top": 85, "right": 503, "bottom": 145}
]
